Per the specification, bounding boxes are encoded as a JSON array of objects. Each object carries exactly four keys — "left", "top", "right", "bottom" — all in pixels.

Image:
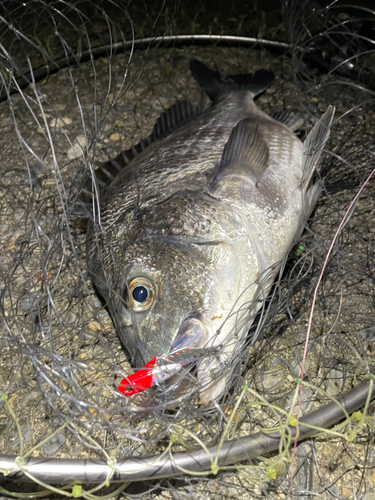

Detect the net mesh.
[{"left": 0, "top": 0, "right": 375, "bottom": 498}]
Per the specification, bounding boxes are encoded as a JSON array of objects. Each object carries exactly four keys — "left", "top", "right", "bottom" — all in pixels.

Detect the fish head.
[
  {"left": 88, "top": 191, "right": 259, "bottom": 372},
  {"left": 112, "top": 240, "right": 212, "bottom": 366}
]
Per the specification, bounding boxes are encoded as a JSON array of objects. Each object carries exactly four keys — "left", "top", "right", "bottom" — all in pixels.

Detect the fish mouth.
[
  {"left": 171, "top": 315, "right": 210, "bottom": 352},
  {"left": 132, "top": 345, "right": 148, "bottom": 369},
  {"left": 119, "top": 314, "right": 210, "bottom": 371}
]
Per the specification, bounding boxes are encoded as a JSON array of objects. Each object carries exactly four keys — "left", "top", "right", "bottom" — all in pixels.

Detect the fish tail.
[{"left": 190, "top": 59, "right": 274, "bottom": 101}]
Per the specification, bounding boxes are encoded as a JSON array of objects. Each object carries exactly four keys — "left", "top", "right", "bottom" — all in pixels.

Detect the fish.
[{"left": 86, "top": 59, "right": 335, "bottom": 404}]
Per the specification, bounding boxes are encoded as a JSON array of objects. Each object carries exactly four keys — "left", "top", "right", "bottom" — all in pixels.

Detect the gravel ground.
[{"left": 0, "top": 41, "right": 375, "bottom": 498}]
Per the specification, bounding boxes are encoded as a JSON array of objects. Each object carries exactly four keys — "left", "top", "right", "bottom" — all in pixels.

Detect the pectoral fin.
[{"left": 214, "top": 118, "right": 270, "bottom": 185}]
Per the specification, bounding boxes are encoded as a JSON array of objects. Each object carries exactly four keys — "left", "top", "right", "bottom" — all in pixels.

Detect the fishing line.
[{"left": 0, "top": 0, "right": 375, "bottom": 497}]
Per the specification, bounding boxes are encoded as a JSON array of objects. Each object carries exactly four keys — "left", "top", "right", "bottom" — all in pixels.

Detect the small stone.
[
  {"left": 295, "top": 441, "right": 315, "bottom": 497},
  {"left": 225, "top": 487, "right": 240, "bottom": 498},
  {"left": 49, "top": 116, "right": 72, "bottom": 128},
  {"left": 360, "top": 327, "right": 375, "bottom": 342},
  {"left": 50, "top": 416, "right": 62, "bottom": 427},
  {"left": 371, "top": 472, "right": 375, "bottom": 483},
  {"left": 43, "top": 432, "right": 65, "bottom": 456},
  {"left": 14, "top": 208, "right": 25, "bottom": 220},
  {"left": 20, "top": 291, "right": 45, "bottom": 312},
  {"left": 34, "top": 269, "right": 52, "bottom": 282},
  {"left": 82, "top": 331, "right": 96, "bottom": 340},
  {"left": 89, "top": 296, "right": 102, "bottom": 309},
  {"left": 321, "top": 297, "right": 331, "bottom": 308},
  {"left": 0, "top": 421, "right": 11, "bottom": 436},
  {"left": 285, "top": 388, "right": 313, "bottom": 413},
  {"left": 224, "top": 405, "right": 240, "bottom": 422},
  {"left": 88, "top": 321, "right": 101, "bottom": 331},
  {"left": 119, "top": 104, "right": 135, "bottom": 112},
  {"left": 325, "top": 368, "right": 344, "bottom": 396},
  {"left": 0, "top": 116, "right": 13, "bottom": 128},
  {"left": 58, "top": 379, "right": 68, "bottom": 390},
  {"left": 54, "top": 104, "right": 66, "bottom": 111},
  {"left": 362, "top": 493, "right": 375, "bottom": 500},
  {"left": 61, "top": 311, "right": 78, "bottom": 326},
  {"left": 40, "top": 324, "right": 50, "bottom": 334},
  {"left": 110, "top": 132, "right": 121, "bottom": 141},
  {"left": 326, "top": 484, "right": 340, "bottom": 497},
  {"left": 20, "top": 391, "right": 39, "bottom": 409},
  {"left": 9, "top": 418, "right": 34, "bottom": 451},
  {"left": 67, "top": 134, "right": 87, "bottom": 160},
  {"left": 85, "top": 361, "right": 99, "bottom": 376},
  {"left": 260, "top": 367, "right": 285, "bottom": 391},
  {"left": 44, "top": 177, "right": 57, "bottom": 186}
]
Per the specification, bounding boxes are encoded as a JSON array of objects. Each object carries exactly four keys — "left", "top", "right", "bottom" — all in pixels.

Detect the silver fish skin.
[{"left": 86, "top": 60, "right": 334, "bottom": 404}]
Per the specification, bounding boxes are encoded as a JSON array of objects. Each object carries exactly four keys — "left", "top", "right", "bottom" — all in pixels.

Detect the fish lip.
[
  {"left": 171, "top": 313, "right": 209, "bottom": 352},
  {"left": 131, "top": 346, "right": 147, "bottom": 368},
  {"left": 115, "top": 318, "right": 148, "bottom": 367},
  {"left": 117, "top": 310, "right": 210, "bottom": 369}
]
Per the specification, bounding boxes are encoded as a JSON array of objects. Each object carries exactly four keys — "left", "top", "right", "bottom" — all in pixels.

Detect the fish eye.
[
  {"left": 132, "top": 286, "right": 148, "bottom": 303},
  {"left": 126, "top": 277, "right": 155, "bottom": 312}
]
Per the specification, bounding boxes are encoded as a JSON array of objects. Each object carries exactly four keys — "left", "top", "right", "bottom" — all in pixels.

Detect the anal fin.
[
  {"left": 296, "top": 180, "right": 323, "bottom": 238},
  {"left": 214, "top": 119, "right": 270, "bottom": 185},
  {"left": 301, "top": 105, "right": 335, "bottom": 189},
  {"left": 303, "top": 180, "right": 323, "bottom": 218}
]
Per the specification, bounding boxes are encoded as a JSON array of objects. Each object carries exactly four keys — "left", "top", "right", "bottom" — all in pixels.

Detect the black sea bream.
[{"left": 86, "top": 60, "right": 334, "bottom": 404}]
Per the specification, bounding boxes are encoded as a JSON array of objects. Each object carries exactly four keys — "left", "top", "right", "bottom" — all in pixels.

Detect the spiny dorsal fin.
[
  {"left": 150, "top": 100, "right": 197, "bottom": 141},
  {"left": 190, "top": 59, "right": 274, "bottom": 101},
  {"left": 301, "top": 105, "right": 335, "bottom": 189},
  {"left": 269, "top": 110, "right": 304, "bottom": 132},
  {"left": 214, "top": 118, "right": 270, "bottom": 185},
  {"left": 78, "top": 100, "right": 197, "bottom": 206}
]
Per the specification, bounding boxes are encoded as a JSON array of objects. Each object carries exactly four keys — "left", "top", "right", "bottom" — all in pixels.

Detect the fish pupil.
[{"left": 132, "top": 286, "right": 148, "bottom": 303}]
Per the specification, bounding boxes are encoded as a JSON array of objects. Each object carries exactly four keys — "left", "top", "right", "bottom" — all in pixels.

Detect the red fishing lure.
[{"left": 118, "top": 346, "right": 219, "bottom": 396}]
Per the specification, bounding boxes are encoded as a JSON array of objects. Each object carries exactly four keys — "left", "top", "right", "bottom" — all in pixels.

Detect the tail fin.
[{"left": 190, "top": 59, "right": 274, "bottom": 101}]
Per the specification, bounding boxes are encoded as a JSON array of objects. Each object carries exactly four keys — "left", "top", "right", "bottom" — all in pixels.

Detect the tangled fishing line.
[{"left": 0, "top": 0, "right": 375, "bottom": 498}]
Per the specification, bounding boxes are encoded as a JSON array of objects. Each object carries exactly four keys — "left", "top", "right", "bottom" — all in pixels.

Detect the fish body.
[{"left": 86, "top": 60, "right": 334, "bottom": 404}]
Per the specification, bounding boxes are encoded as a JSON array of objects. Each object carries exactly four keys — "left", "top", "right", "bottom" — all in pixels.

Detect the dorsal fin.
[
  {"left": 213, "top": 119, "right": 270, "bottom": 185},
  {"left": 78, "top": 100, "right": 198, "bottom": 207},
  {"left": 269, "top": 110, "right": 305, "bottom": 131},
  {"left": 150, "top": 100, "right": 197, "bottom": 141}
]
